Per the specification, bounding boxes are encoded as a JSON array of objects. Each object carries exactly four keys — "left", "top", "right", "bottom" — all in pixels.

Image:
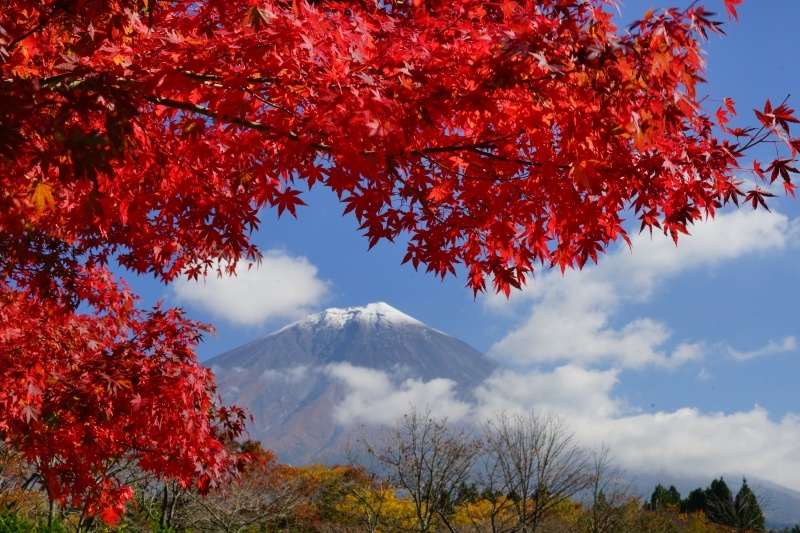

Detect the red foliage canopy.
[
  {"left": 0, "top": 0, "right": 797, "bottom": 520},
  {"left": 0, "top": 268, "right": 247, "bottom": 523}
]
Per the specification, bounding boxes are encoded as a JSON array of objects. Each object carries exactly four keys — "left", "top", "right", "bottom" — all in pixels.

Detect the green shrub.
[{"left": 0, "top": 513, "right": 66, "bottom": 533}]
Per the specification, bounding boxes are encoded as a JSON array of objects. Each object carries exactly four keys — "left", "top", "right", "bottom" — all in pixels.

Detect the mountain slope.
[{"left": 206, "top": 302, "right": 499, "bottom": 463}]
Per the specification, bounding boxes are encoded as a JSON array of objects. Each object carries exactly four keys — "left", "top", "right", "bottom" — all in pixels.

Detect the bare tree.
[
  {"left": 124, "top": 475, "right": 191, "bottom": 533},
  {"left": 482, "top": 411, "right": 591, "bottom": 533},
  {"left": 733, "top": 479, "right": 770, "bottom": 533},
  {"left": 0, "top": 442, "right": 48, "bottom": 520},
  {"left": 344, "top": 439, "right": 409, "bottom": 533},
  {"left": 337, "top": 471, "right": 393, "bottom": 533},
  {"left": 462, "top": 442, "right": 519, "bottom": 533},
  {"left": 580, "top": 444, "right": 636, "bottom": 533},
  {"left": 180, "top": 445, "right": 310, "bottom": 533},
  {"left": 360, "top": 406, "right": 480, "bottom": 533}
]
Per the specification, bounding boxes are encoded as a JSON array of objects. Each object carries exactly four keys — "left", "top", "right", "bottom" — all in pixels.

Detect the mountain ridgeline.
[{"left": 206, "top": 302, "right": 499, "bottom": 464}]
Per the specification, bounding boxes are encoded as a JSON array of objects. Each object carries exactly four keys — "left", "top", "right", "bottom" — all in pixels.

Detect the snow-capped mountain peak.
[
  {"left": 206, "top": 302, "right": 498, "bottom": 463},
  {"left": 297, "top": 302, "right": 423, "bottom": 330}
]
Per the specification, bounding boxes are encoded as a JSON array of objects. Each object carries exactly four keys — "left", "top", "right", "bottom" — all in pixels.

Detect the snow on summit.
[{"left": 290, "top": 302, "right": 423, "bottom": 331}]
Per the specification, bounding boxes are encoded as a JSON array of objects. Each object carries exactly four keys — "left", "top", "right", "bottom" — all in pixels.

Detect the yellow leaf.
[{"left": 31, "top": 182, "right": 55, "bottom": 217}]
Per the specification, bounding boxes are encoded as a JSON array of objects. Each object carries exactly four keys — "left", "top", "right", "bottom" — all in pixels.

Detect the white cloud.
[
  {"left": 172, "top": 250, "right": 331, "bottom": 326},
  {"left": 487, "top": 209, "right": 797, "bottom": 369},
  {"left": 575, "top": 407, "right": 800, "bottom": 493},
  {"left": 614, "top": 208, "right": 795, "bottom": 298},
  {"left": 475, "top": 209, "right": 800, "bottom": 491},
  {"left": 323, "top": 360, "right": 800, "bottom": 492},
  {"left": 262, "top": 365, "right": 312, "bottom": 383},
  {"left": 473, "top": 366, "right": 800, "bottom": 492},
  {"left": 728, "top": 336, "right": 797, "bottom": 361},
  {"left": 696, "top": 367, "right": 711, "bottom": 381},
  {"left": 325, "top": 362, "right": 472, "bottom": 426},
  {"left": 471, "top": 365, "right": 623, "bottom": 421}
]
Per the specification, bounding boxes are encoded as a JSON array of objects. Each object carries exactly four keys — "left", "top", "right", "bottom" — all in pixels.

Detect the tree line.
[
  {"left": 644, "top": 478, "right": 768, "bottom": 532},
  {"left": 0, "top": 408, "right": 792, "bottom": 533}
]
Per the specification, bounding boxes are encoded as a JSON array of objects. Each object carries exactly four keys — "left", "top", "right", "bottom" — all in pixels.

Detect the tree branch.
[{"left": 147, "top": 95, "right": 332, "bottom": 151}]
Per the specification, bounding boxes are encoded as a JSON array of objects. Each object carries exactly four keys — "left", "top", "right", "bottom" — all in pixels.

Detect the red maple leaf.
[{"left": 724, "top": 0, "right": 744, "bottom": 22}]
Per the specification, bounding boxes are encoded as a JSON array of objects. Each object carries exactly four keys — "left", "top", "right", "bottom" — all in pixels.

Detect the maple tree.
[
  {"left": 0, "top": 274, "right": 247, "bottom": 525},
  {"left": 1, "top": 0, "right": 798, "bottom": 522}
]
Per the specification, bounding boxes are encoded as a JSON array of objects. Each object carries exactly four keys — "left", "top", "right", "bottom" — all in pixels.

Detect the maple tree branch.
[
  {"left": 419, "top": 154, "right": 464, "bottom": 181},
  {"left": 735, "top": 129, "right": 772, "bottom": 155},
  {"left": 150, "top": 95, "right": 534, "bottom": 164},
  {"left": 36, "top": 72, "right": 75, "bottom": 88},
  {"left": 5, "top": 1, "right": 68, "bottom": 53},
  {"left": 734, "top": 96, "right": 794, "bottom": 155},
  {"left": 410, "top": 132, "right": 521, "bottom": 158},
  {"left": 244, "top": 88, "right": 299, "bottom": 119},
  {"left": 390, "top": 168, "right": 441, "bottom": 223},
  {"left": 466, "top": 147, "right": 539, "bottom": 167},
  {"left": 415, "top": 140, "right": 499, "bottom": 155},
  {"left": 148, "top": 96, "right": 274, "bottom": 133},
  {"left": 7, "top": 23, "right": 46, "bottom": 52},
  {"left": 182, "top": 70, "right": 272, "bottom": 86},
  {"left": 180, "top": 71, "right": 300, "bottom": 119},
  {"left": 147, "top": 95, "right": 332, "bottom": 151}
]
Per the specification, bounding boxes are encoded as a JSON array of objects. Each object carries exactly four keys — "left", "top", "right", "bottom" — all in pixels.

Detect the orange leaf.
[
  {"left": 31, "top": 182, "right": 55, "bottom": 218},
  {"left": 572, "top": 159, "right": 601, "bottom": 191}
]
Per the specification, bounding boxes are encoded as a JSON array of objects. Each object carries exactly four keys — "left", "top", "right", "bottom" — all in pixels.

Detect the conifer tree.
[
  {"left": 705, "top": 477, "right": 736, "bottom": 527},
  {"left": 645, "top": 484, "right": 681, "bottom": 511},
  {"left": 680, "top": 487, "right": 707, "bottom": 515},
  {"left": 734, "top": 478, "right": 765, "bottom": 532}
]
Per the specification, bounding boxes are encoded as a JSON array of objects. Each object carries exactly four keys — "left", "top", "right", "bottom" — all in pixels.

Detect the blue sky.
[{"left": 130, "top": 1, "right": 800, "bottom": 490}]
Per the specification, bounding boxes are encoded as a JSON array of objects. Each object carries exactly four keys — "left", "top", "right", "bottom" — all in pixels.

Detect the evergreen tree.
[
  {"left": 734, "top": 478, "right": 765, "bottom": 532},
  {"left": 667, "top": 485, "right": 681, "bottom": 507},
  {"left": 680, "top": 487, "right": 707, "bottom": 515},
  {"left": 455, "top": 482, "right": 480, "bottom": 506},
  {"left": 705, "top": 477, "right": 736, "bottom": 527},
  {"left": 645, "top": 484, "right": 681, "bottom": 511}
]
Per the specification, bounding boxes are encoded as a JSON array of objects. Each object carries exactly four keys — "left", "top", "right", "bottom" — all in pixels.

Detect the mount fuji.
[
  {"left": 205, "top": 303, "right": 800, "bottom": 527},
  {"left": 205, "top": 302, "right": 499, "bottom": 463}
]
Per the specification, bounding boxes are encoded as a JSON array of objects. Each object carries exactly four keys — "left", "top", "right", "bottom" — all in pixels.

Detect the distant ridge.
[{"left": 206, "top": 302, "right": 499, "bottom": 463}]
